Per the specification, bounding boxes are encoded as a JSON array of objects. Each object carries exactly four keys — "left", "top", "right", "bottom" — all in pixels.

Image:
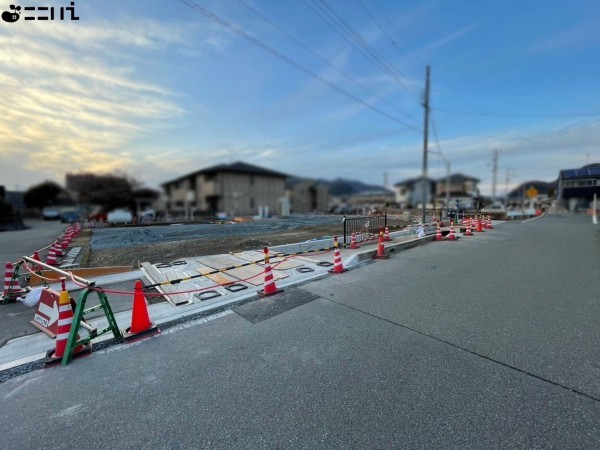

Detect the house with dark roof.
[
  {"left": 160, "top": 161, "right": 288, "bottom": 217},
  {"left": 557, "top": 163, "right": 600, "bottom": 211}
]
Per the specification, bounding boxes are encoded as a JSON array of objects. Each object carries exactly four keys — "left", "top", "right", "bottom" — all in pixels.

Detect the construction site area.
[{"left": 2, "top": 212, "right": 456, "bottom": 374}]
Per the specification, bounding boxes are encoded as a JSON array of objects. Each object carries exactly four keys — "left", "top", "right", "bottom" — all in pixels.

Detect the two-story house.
[{"left": 161, "top": 161, "right": 288, "bottom": 217}]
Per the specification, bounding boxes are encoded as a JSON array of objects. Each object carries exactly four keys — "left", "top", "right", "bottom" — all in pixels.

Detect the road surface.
[{"left": 0, "top": 213, "right": 598, "bottom": 448}]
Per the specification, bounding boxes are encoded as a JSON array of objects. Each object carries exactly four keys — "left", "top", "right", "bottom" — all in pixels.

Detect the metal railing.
[{"left": 342, "top": 214, "right": 387, "bottom": 245}]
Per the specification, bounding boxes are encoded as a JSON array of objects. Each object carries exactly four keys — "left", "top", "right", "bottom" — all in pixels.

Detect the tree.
[
  {"left": 24, "top": 181, "right": 64, "bottom": 209},
  {"left": 76, "top": 173, "right": 134, "bottom": 210}
]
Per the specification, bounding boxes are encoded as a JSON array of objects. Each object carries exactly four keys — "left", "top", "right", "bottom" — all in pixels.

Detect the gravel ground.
[{"left": 85, "top": 215, "right": 409, "bottom": 267}]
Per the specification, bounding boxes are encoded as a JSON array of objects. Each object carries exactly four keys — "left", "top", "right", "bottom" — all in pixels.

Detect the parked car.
[
  {"left": 107, "top": 209, "right": 133, "bottom": 224},
  {"left": 482, "top": 204, "right": 506, "bottom": 214},
  {"left": 42, "top": 207, "right": 61, "bottom": 220},
  {"left": 60, "top": 210, "right": 80, "bottom": 223}
]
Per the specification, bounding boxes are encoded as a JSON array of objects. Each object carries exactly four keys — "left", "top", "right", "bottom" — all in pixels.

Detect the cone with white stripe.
[
  {"left": 258, "top": 247, "right": 283, "bottom": 297},
  {"left": 46, "top": 247, "right": 58, "bottom": 266},
  {"left": 383, "top": 226, "right": 391, "bottom": 241},
  {"left": 435, "top": 222, "right": 443, "bottom": 241},
  {"left": 465, "top": 218, "right": 473, "bottom": 236},
  {"left": 45, "top": 278, "right": 89, "bottom": 364},
  {"left": 3, "top": 262, "right": 23, "bottom": 300},
  {"left": 350, "top": 231, "right": 360, "bottom": 249},
  {"left": 329, "top": 236, "right": 345, "bottom": 274},
  {"left": 447, "top": 220, "right": 456, "bottom": 240},
  {"left": 372, "top": 228, "right": 389, "bottom": 259}
]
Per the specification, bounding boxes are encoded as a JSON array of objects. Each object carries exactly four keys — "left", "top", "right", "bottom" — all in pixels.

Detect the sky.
[{"left": 1, "top": 0, "right": 599, "bottom": 197}]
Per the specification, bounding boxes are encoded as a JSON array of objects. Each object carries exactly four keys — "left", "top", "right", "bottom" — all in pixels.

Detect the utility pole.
[
  {"left": 491, "top": 149, "right": 500, "bottom": 203},
  {"left": 445, "top": 161, "right": 451, "bottom": 210},
  {"left": 421, "top": 65, "right": 430, "bottom": 224}
]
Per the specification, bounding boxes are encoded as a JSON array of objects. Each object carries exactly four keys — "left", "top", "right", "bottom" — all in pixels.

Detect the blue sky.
[{"left": 1, "top": 0, "right": 599, "bottom": 196}]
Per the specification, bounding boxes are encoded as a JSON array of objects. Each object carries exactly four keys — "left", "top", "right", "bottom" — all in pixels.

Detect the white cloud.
[{"left": 0, "top": 16, "right": 203, "bottom": 188}]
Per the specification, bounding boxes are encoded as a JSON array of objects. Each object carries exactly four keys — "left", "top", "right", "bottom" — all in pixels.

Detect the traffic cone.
[
  {"left": 487, "top": 215, "right": 494, "bottom": 229},
  {"left": 383, "top": 226, "right": 391, "bottom": 241},
  {"left": 3, "top": 262, "right": 23, "bottom": 299},
  {"left": 45, "top": 278, "right": 90, "bottom": 364},
  {"left": 350, "top": 231, "right": 360, "bottom": 249},
  {"left": 61, "top": 235, "right": 69, "bottom": 252},
  {"left": 53, "top": 240, "right": 63, "bottom": 257},
  {"left": 46, "top": 248, "right": 58, "bottom": 266},
  {"left": 258, "top": 247, "right": 283, "bottom": 297},
  {"left": 477, "top": 216, "right": 484, "bottom": 232},
  {"left": 124, "top": 280, "right": 159, "bottom": 340},
  {"left": 447, "top": 220, "right": 456, "bottom": 240},
  {"left": 372, "top": 228, "right": 388, "bottom": 259},
  {"left": 329, "top": 236, "right": 345, "bottom": 274},
  {"left": 435, "top": 222, "right": 443, "bottom": 241},
  {"left": 465, "top": 218, "right": 473, "bottom": 236},
  {"left": 470, "top": 217, "right": 477, "bottom": 234}
]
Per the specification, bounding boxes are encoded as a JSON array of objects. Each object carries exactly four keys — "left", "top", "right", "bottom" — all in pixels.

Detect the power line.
[
  {"left": 302, "top": 0, "right": 421, "bottom": 102},
  {"left": 433, "top": 108, "right": 600, "bottom": 118},
  {"left": 357, "top": 0, "right": 422, "bottom": 74},
  {"left": 179, "top": 0, "right": 422, "bottom": 132},
  {"left": 371, "top": 0, "right": 426, "bottom": 68},
  {"left": 236, "top": 0, "right": 420, "bottom": 126}
]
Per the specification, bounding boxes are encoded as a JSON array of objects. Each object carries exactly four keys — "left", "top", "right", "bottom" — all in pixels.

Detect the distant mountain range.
[{"left": 288, "top": 176, "right": 387, "bottom": 196}]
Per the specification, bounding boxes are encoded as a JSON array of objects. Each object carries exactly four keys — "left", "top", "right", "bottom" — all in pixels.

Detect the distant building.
[
  {"left": 507, "top": 180, "right": 556, "bottom": 205},
  {"left": 557, "top": 164, "right": 600, "bottom": 211},
  {"left": 347, "top": 188, "right": 395, "bottom": 214},
  {"left": 393, "top": 177, "right": 436, "bottom": 208},
  {"left": 286, "top": 179, "right": 329, "bottom": 213},
  {"left": 161, "top": 161, "right": 288, "bottom": 217},
  {"left": 434, "top": 173, "right": 480, "bottom": 209}
]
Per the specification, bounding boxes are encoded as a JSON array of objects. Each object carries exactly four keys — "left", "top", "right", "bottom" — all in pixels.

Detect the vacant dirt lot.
[{"left": 83, "top": 216, "right": 409, "bottom": 268}]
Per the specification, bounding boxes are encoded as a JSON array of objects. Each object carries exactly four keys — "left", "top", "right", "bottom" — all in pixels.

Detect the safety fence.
[{"left": 342, "top": 214, "right": 387, "bottom": 245}]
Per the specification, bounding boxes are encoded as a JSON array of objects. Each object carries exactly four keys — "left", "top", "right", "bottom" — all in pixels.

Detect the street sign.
[
  {"left": 30, "top": 288, "right": 60, "bottom": 338},
  {"left": 526, "top": 187, "right": 538, "bottom": 198}
]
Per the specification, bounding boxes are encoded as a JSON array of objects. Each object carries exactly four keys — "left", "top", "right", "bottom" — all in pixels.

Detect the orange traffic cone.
[
  {"left": 350, "top": 231, "right": 360, "bottom": 249},
  {"left": 45, "top": 278, "right": 90, "bottom": 364},
  {"left": 383, "top": 226, "right": 391, "bottom": 241},
  {"left": 372, "top": 228, "right": 388, "bottom": 259},
  {"left": 3, "top": 262, "right": 23, "bottom": 300},
  {"left": 258, "top": 247, "right": 283, "bottom": 297},
  {"left": 124, "top": 280, "right": 159, "bottom": 340},
  {"left": 435, "top": 222, "right": 443, "bottom": 241},
  {"left": 465, "top": 218, "right": 473, "bottom": 236},
  {"left": 477, "top": 216, "right": 484, "bottom": 232},
  {"left": 447, "top": 220, "right": 456, "bottom": 240},
  {"left": 329, "top": 236, "right": 345, "bottom": 274}
]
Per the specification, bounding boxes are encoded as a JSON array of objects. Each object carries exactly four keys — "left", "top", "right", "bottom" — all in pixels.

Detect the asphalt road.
[
  {"left": 0, "top": 219, "right": 66, "bottom": 270},
  {"left": 0, "top": 213, "right": 598, "bottom": 448}
]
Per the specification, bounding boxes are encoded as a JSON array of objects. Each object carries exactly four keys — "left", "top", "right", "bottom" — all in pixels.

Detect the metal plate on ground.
[
  {"left": 230, "top": 251, "right": 266, "bottom": 264},
  {"left": 205, "top": 272, "right": 238, "bottom": 285},
  {"left": 270, "top": 259, "right": 304, "bottom": 270},
  {"left": 232, "top": 288, "right": 319, "bottom": 323},
  {"left": 227, "top": 267, "right": 290, "bottom": 286},
  {"left": 198, "top": 255, "right": 248, "bottom": 270},
  {"left": 226, "top": 265, "right": 264, "bottom": 284},
  {"left": 295, "top": 255, "right": 330, "bottom": 264}
]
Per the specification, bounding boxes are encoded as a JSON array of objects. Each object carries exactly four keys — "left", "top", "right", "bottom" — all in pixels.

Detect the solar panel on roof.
[{"left": 590, "top": 168, "right": 600, "bottom": 176}]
